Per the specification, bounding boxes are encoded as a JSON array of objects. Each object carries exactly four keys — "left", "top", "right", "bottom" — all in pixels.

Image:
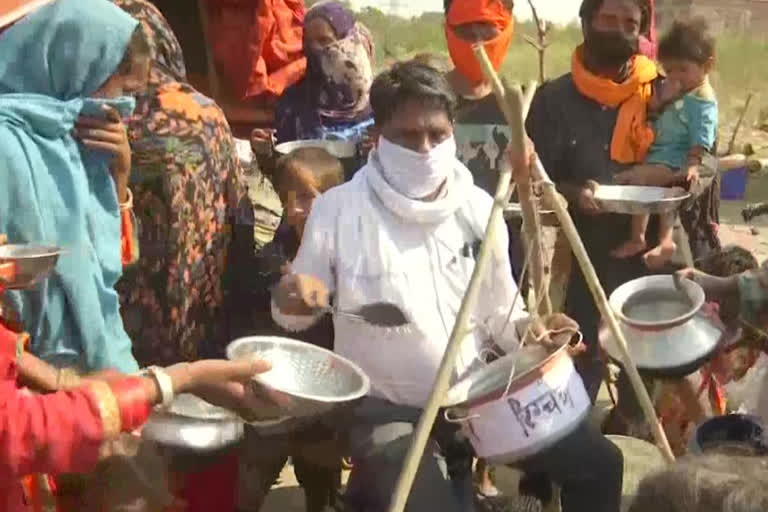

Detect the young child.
[
  {"left": 613, "top": 19, "right": 718, "bottom": 269},
  {"left": 238, "top": 146, "right": 345, "bottom": 512}
]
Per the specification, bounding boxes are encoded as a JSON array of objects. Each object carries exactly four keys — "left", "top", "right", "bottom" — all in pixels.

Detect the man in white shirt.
[{"left": 272, "top": 62, "right": 623, "bottom": 512}]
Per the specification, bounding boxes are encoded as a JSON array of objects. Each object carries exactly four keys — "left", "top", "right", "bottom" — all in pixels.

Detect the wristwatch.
[{"left": 141, "top": 366, "right": 174, "bottom": 408}]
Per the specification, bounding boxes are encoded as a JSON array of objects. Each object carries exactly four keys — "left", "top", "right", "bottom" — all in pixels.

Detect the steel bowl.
[
  {"left": 599, "top": 311, "right": 725, "bottom": 378},
  {"left": 0, "top": 244, "right": 61, "bottom": 290},
  {"left": 594, "top": 185, "right": 690, "bottom": 215},
  {"left": 609, "top": 275, "right": 705, "bottom": 331},
  {"left": 275, "top": 139, "right": 362, "bottom": 181},
  {"left": 141, "top": 394, "right": 244, "bottom": 452},
  {"left": 226, "top": 336, "right": 370, "bottom": 422}
]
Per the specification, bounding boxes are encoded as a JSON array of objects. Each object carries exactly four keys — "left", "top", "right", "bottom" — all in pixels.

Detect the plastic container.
[{"left": 720, "top": 167, "right": 747, "bottom": 200}]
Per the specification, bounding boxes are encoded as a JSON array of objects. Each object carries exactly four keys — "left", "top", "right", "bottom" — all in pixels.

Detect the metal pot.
[
  {"left": 609, "top": 275, "right": 705, "bottom": 331},
  {"left": 599, "top": 312, "right": 726, "bottom": 378},
  {"left": 0, "top": 244, "right": 61, "bottom": 290},
  {"left": 141, "top": 394, "right": 244, "bottom": 453},
  {"left": 446, "top": 344, "right": 592, "bottom": 464},
  {"left": 601, "top": 275, "right": 723, "bottom": 378},
  {"left": 274, "top": 139, "right": 364, "bottom": 182}
]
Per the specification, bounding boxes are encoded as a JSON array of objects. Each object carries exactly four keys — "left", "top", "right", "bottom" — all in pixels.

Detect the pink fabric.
[{"left": 639, "top": 0, "right": 657, "bottom": 58}]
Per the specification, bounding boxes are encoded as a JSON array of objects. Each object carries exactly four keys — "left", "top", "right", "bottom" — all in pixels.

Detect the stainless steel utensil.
[
  {"left": 141, "top": 394, "right": 244, "bottom": 451},
  {"left": 599, "top": 311, "right": 725, "bottom": 378},
  {"left": 0, "top": 244, "right": 61, "bottom": 289},
  {"left": 610, "top": 275, "right": 705, "bottom": 330},
  {"left": 594, "top": 185, "right": 690, "bottom": 215},
  {"left": 317, "top": 301, "right": 410, "bottom": 328},
  {"left": 226, "top": 336, "right": 370, "bottom": 422}
]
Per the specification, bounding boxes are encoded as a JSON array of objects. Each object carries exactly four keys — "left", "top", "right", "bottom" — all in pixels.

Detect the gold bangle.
[
  {"left": 119, "top": 188, "right": 133, "bottom": 211},
  {"left": 56, "top": 368, "right": 82, "bottom": 390}
]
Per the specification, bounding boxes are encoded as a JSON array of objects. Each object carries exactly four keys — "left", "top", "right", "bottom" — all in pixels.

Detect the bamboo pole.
[
  {"left": 470, "top": 54, "right": 676, "bottom": 463},
  {"left": 486, "top": 73, "right": 549, "bottom": 316}
]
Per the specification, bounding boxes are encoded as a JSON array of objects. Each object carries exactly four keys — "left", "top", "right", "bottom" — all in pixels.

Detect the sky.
[{"left": 349, "top": 0, "right": 583, "bottom": 25}]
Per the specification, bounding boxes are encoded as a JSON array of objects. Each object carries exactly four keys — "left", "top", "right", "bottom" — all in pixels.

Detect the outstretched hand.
[{"left": 505, "top": 136, "right": 537, "bottom": 186}]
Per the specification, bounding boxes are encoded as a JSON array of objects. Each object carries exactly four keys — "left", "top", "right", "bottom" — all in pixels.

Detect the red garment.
[
  {"left": 0, "top": 324, "right": 104, "bottom": 511},
  {"left": 175, "top": 454, "right": 239, "bottom": 512},
  {"left": 206, "top": 0, "right": 306, "bottom": 99},
  {"left": 0, "top": 320, "right": 152, "bottom": 511}
]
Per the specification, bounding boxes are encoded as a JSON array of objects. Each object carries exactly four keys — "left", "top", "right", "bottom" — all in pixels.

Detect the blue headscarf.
[{"left": 0, "top": 0, "right": 140, "bottom": 372}]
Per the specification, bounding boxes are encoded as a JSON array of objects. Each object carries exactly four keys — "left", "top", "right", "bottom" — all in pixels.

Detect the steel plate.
[{"left": 594, "top": 185, "right": 690, "bottom": 215}]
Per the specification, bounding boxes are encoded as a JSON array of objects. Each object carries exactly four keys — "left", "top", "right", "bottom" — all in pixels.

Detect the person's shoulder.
[
  {"left": 311, "top": 174, "right": 364, "bottom": 215},
  {"left": 686, "top": 80, "right": 718, "bottom": 106},
  {"left": 534, "top": 73, "right": 575, "bottom": 100},
  {"left": 465, "top": 184, "right": 494, "bottom": 216}
]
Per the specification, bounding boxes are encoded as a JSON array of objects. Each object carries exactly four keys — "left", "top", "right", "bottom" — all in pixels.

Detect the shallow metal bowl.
[
  {"left": 226, "top": 336, "right": 370, "bottom": 422},
  {"left": 275, "top": 139, "right": 356, "bottom": 159},
  {"left": 141, "top": 394, "right": 244, "bottom": 452},
  {"left": 599, "top": 311, "right": 725, "bottom": 378},
  {"left": 0, "top": 244, "right": 61, "bottom": 289},
  {"left": 594, "top": 185, "right": 690, "bottom": 215},
  {"left": 609, "top": 275, "right": 705, "bottom": 330}
]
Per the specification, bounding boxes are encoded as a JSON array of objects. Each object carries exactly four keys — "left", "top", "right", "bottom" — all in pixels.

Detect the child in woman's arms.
[{"left": 613, "top": 18, "right": 717, "bottom": 269}]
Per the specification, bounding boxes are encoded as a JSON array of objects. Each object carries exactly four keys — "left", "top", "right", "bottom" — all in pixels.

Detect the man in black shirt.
[
  {"left": 442, "top": 2, "right": 625, "bottom": 512},
  {"left": 527, "top": 0, "right": 659, "bottom": 403}
]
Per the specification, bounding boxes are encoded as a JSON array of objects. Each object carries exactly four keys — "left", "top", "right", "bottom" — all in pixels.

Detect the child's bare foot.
[
  {"left": 643, "top": 241, "right": 677, "bottom": 269},
  {"left": 611, "top": 239, "right": 647, "bottom": 259}
]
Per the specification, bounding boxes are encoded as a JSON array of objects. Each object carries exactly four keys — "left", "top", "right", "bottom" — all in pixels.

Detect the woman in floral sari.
[{"left": 112, "top": 0, "right": 247, "bottom": 367}]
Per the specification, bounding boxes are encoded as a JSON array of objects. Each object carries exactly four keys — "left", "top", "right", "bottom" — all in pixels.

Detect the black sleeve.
[{"left": 526, "top": 85, "right": 566, "bottom": 184}]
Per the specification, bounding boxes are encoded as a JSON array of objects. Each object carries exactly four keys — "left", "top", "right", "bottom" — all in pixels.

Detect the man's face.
[
  {"left": 589, "top": 0, "right": 642, "bottom": 39},
  {"left": 379, "top": 98, "right": 453, "bottom": 154}
]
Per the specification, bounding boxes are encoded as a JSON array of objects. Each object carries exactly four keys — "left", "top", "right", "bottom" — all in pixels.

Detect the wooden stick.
[
  {"left": 478, "top": 52, "right": 676, "bottom": 463},
  {"left": 726, "top": 93, "right": 753, "bottom": 156},
  {"left": 472, "top": 50, "right": 550, "bottom": 317},
  {"left": 530, "top": 158, "right": 676, "bottom": 464},
  {"left": 384, "top": 51, "right": 520, "bottom": 512}
]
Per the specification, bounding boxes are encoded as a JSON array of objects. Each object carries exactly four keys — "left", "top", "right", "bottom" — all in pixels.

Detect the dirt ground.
[{"left": 262, "top": 174, "right": 768, "bottom": 512}]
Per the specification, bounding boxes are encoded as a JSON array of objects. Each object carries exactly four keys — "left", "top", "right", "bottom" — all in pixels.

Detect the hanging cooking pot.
[
  {"left": 445, "top": 343, "right": 591, "bottom": 465},
  {"left": 274, "top": 139, "right": 364, "bottom": 182},
  {"left": 600, "top": 275, "right": 725, "bottom": 378}
]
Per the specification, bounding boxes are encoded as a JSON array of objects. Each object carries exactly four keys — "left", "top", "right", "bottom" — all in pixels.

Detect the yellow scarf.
[{"left": 571, "top": 46, "right": 658, "bottom": 164}]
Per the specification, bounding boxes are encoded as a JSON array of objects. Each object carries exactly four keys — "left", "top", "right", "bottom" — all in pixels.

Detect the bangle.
[
  {"left": 145, "top": 366, "right": 174, "bottom": 408},
  {"left": 119, "top": 188, "right": 133, "bottom": 211},
  {"left": 56, "top": 368, "right": 82, "bottom": 390},
  {"left": 108, "top": 377, "right": 152, "bottom": 432}
]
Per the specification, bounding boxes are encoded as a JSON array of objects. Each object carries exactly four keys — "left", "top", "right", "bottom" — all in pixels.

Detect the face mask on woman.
[{"left": 377, "top": 136, "right": 458, "bottom": 199}]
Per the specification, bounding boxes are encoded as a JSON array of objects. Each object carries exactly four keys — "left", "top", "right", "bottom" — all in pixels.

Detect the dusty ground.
[{"left": 262, "top": 174, "right": 768, "bottom": 512}]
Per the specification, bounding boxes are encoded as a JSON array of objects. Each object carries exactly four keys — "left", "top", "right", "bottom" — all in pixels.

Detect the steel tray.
[{"left": 594, "top": 185, "right": 690, "bottom": 215}]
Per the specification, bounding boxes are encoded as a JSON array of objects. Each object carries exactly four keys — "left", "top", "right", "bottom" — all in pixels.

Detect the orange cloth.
[
  {"left": 571, "top": 46, "right": 658, "bottom": 164},
  {"left": 207, "top": 0, "right": 306, "bottom": 99},
  {"left": 445, "top": 0, "right": 514, "bottom": 84},
  {"left": 120, "top": 209, "right": 137, "bottom": 267}
]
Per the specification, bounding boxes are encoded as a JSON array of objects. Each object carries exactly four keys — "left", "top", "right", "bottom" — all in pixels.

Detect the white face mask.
[{"left": 377, "top": 135, "right": 457, "bottom": 199}]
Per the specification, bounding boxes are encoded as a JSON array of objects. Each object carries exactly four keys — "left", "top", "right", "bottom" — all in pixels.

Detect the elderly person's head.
[
  {"left": 443, "top": 0, "right": 514, "bottom": 84},
  {"left": 629, "top": 454, "right": 768, "bottom": 512},
  {"left": 578, "top": 0, "right": 653, "bottom": 70}
]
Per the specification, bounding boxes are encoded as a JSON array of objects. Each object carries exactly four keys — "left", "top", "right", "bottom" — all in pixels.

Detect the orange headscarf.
[
  {"left": 571, "top": 46, "right": 658, "bottom": 164},
  {"left": 445, "top": 0, "right": 514, "bottom": 84}
]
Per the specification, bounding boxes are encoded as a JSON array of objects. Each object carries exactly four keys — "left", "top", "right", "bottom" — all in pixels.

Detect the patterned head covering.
[{"left": 303, "top": 1, "right": 374, "bottom": 122}]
